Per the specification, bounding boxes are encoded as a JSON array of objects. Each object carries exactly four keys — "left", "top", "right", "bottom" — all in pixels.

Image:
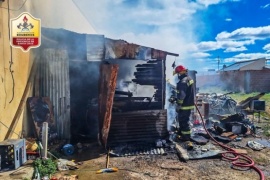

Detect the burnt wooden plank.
[
  {"left": 114, "top": 97, "right": 152, "bottom": 101},
  {"left": 112, "top": 109, "right": 167, "bottom": 116},
  {"left": 109, "top": 125, "right": 167, "bottom": 131},
  {"left": 98, "top": 64, "right": 119, "bottom": 148}
]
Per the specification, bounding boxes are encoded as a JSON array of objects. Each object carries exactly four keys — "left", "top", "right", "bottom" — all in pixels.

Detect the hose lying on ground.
[{"left": 194, "top": 103, "right": 265, "bottom": 180}]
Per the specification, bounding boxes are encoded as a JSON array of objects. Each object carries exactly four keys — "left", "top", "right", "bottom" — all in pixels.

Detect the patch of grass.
[
  {"left": 229, "top": 92, "right": 259, "bottom": 103},
  {"left": 254, "top": 155, "right": 269, "bottom": 165},
  {"left": 262, "top": 124, "right": 270, "bottom": 137}
]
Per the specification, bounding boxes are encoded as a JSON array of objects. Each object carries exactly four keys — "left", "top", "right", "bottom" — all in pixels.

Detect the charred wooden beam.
[
  {"left": 112, "top": 110, "right": 166, "bottom": 116},
  {"left": 134, "top": 70, "right": 161, "bottom": 77},
  {"left": 147, "top": 60, "right": 161, "bottom": 63},
  {"left": 113, "top": 101, "right": 162, "bottom": 112},
  {"left": 132, "top": 78, "right": 162, "bottom": 82},
  {"left": 135, "top": 64, "right": 158, "bottom": 68},
  {"left": 134, "top": 75, "right": 162, "bottom": 79},
  {"left": 136, "top": 67, "right": 162, "bottom": 72},
  {"left": 162, "top": 59, "right": 166, "bottom": 109},
  {"left": 133, "top": 76, "right": 163, "bottom": 81},
  {"left": 115, "top": 90, "right": 133, "bottom": 97},
  {"left": 166, "top": 52, "right": 179, "bottom": 57},
  {"left": 98, "top": 63, "right": 119, "bottom": 148},
  {"left": 114, "top": 97, "right": 151, "bottom": 101}
]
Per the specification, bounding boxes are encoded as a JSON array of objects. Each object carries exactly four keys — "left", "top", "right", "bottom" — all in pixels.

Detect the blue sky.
[{"left": 73, "top": 0, "right": 270, "bottom": 72}]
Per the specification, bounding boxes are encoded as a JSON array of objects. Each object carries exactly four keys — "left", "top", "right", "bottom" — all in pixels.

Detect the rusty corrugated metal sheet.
[
  {"left": 98, "top": 64, "right": 119, "bottom": 148},
  {"left": 107, "top": 110, "right": 167, "bottom": 147},
  {"left": 86, "top": 34, "right": 105, "bottom": 61},
  {"left": 39, "top": 49, "right": 70, "bottom": 139}
]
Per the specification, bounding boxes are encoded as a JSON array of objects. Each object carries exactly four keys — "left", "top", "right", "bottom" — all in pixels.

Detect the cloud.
[
  {"left": 125, "top": 2, "right": 198, "bottom": 26},
  {"left": 197, "top": 0, "right": 224, "bottom": 7},
  {"left": 224, "top": 52, "right": 270, "bottom": 62},
  {"left": 263, "top": 43, "right": 270, "bottom": 52},
  {"left": 196, "top": 40, "right": 254, "bottom": 52},
  {"left": 196, "top": 0, "right": 240, "bottom": 7},
  {"left": 191, "top": 52, "right": 211, "bottom": 58},
  {"left": 192, "top": 25, "right": 270, "bottom": 56},
  {"left": 224, "top": 46, "right": 247, "bottom": 52},
  {"left": 225, "top": 18, "right": 232, "bottom": 22},
  {"left": 261, "top": 3, "right": 270, "bottom": 9},
  {"left": 74, "top": 0, "right": 201, "bottom": 29},
  {"left": 216, "top": 25, "right": 270, "bottom": 41},
  {"left": 197, "top": 41, "right": 220, "bottom": 51},
  {"left": 72, "top": 0, "right": 256, "bottom": 71}
]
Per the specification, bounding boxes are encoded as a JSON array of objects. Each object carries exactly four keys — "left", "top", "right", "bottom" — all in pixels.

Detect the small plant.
[
  {"left": 33, "top": 158, "right": 57, "bottom": 178},
  {"left": 262, "top": 124, "right": 270, "bottom": 137}
]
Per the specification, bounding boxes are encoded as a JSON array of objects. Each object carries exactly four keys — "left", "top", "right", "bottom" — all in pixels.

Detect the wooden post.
[{"left": 98, "top": 63, "right": 119, "bottom": 148}]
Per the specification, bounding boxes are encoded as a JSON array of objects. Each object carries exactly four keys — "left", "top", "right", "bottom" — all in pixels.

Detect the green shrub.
[{"left": 33, "top": 158, "right": 57, "bottom": 178}]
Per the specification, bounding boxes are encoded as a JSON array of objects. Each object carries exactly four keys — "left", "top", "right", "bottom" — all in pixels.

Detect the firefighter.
[{"left": 172, "top": 65, "right": 195, "bottom": 143}]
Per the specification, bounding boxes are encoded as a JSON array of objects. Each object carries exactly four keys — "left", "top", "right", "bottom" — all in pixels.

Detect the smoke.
[
  {"left": 13, "top": 0, "right": 96, "bottom": 34},
  {"left": 16, "top": 0, "right": 207, "bottom": 130},
  {"left": 72, "top": 0, "right": 200, "bottom": 58},
  {"left": 113, "top": 59, "right": 156, "bottom": 97},
  {"left": 70, "top": 0, "right": 203, "bottom": 130}
]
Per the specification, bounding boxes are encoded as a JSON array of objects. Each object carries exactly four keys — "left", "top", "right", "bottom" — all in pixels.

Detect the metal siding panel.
[
  {"left": 40, "top": 49, "right": 70, "bottom": 139},
  {"left": 86, "top": 34, "right": 105, "bottom": 61},
  {"left": 108, "top": 110, "right": 167, "bottom": 146},
  {"left": 64, "top": 56, "right": 71, "bottom": 139}
]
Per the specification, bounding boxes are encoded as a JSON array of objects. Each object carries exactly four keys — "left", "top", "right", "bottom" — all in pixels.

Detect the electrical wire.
[
  {"left": 194, "top": 103, "right": 265, "bottom": 180},
  {"left": 0, "top": 8, "right": 8, "bottom": 108},
  {"left": 7, "top": 0, "right": 15, "bottom": 103},
  {"left": 0, "top": 120, "right": 21, "bottom": 137}
]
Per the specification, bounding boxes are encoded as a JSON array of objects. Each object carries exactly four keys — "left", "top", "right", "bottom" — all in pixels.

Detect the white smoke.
[
  {"left": 11, "top": 0, "right": 97, "bottom": 34},
  {"left": 70, "top": 1, "right": 201, "bottom": 130}
]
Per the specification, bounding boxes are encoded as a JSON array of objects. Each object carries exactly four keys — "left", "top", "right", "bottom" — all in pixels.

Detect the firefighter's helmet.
[{"left": 173, "top": 65, "right": 187, "bottom": 75}]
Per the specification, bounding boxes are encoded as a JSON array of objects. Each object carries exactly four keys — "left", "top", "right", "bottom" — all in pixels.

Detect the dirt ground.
[
  {"left": 52, "top": 116, "right": 270, "bottom": 180},
  {"left": 1, "top": 118, "right": 268, "bottom": 180},
  {"left": 53, "top": 141, "right": 270, "bottom": 180}
]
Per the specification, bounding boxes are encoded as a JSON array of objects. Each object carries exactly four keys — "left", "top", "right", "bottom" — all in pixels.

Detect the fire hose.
[{"left": 194, "top": 103, "right": 265, "bottom": 180}]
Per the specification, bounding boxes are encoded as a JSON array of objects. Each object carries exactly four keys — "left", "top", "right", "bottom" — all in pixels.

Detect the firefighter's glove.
[{"left": 168, "top": 95, "right": 177, "bottom": 103}]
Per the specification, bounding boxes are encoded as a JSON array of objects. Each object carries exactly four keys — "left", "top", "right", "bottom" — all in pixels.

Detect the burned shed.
[{"left": 33, "top": 28, "right": 179, "bottom": 147}]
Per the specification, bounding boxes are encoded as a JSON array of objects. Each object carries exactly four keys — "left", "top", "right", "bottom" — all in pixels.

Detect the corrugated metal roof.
[
  {"left": 222, "top": 61, "right": 255, "bottom": 71},
  {"left": 222, "top": 58, "right": 266, "bottom": 71}
]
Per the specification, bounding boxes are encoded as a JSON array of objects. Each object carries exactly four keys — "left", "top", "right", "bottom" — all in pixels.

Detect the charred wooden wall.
[
  {"left": 112, "top": 60, "right": 165, "bottom": 112},
  {"left": 132, "top": 60, "right": 165, "bottom": 105}
]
